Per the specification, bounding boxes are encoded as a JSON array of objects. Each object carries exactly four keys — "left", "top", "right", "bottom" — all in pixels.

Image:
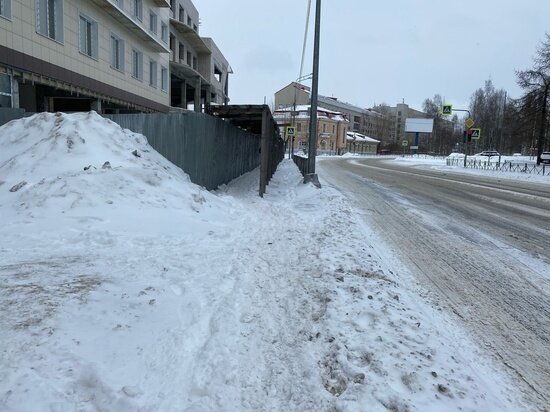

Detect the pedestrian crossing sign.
[
  {"left": 471, "top": 128, "right": 481, "bottom": 140},
  {"left": 286, "top": 126, "right": 296, "bottom": 137},
  {"left": 441, "top": 104, "right": 453, "bottom": 115}
]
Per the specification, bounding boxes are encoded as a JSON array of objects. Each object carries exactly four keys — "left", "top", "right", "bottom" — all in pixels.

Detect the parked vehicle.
[
  {"left": 541, "top": 152, "right": 550, "bottom": 164},
  {"left": 477, "top": 150, "right": 500, "bottom": 157}
]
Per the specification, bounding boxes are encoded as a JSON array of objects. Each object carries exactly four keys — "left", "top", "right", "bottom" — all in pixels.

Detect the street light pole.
[{"left": 305, "top": 0, "right": 321, "bottom": 187}]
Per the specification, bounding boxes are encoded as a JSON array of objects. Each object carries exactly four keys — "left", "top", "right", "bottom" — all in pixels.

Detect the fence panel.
[
  {"left": 105, "top": 111, "right": 261, "bottom": 190},
  {"left": 0, "top": 108, "right": 33, "bottom": 127},
  {"left": 1, "top": 109, "right": 265, "bottom": 191}
]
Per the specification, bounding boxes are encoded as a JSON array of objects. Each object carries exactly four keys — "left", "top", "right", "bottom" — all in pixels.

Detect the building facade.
[
  {"left": 168, "top": 0, "right": 231, "bottom": 111},
  {"left": 274, "top": 105, "right": 349, "bottom": 155},
  {"left": 346, "top": 132, "right": 379, "bottom": 155},
  {"left": 0, "top": 0, "right": 230, "bottom": 113},
  {"left": 274, "top": 82, "right": 386, "bottom": 142}
]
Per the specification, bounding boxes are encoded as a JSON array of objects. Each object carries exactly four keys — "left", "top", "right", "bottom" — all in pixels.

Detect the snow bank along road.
[{"left": 318, "top": 157, "right": 550, "bottom": 410}]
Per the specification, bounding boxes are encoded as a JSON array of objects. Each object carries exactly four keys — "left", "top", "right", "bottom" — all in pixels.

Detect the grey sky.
[{"left": 199, "top": 1, "right": 550, "bottom": 111}]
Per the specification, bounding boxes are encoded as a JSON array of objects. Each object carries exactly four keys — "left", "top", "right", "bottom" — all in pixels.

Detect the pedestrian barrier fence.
[{"left": 446, "top": 158, "right": 550, "bottom": 176}]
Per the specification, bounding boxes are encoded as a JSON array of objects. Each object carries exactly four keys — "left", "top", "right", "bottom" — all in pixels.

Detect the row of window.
[
  {"left": 115, "top": 0, "right": 169, "bottom": 43},
  {"left": 27, "top": 0, "right": 168, "bottom": 92},
  {"left": 33, "top": 1, "right": 168, "bottom": 48},
  {"left": 128, "top": 46, "right": 169, "bottom": 91},
  {"left": 172, "top": 37, "right": 197, "bottom": 70},
  {"left": 169, "top": 0, "right": 198, "bottom": 33}
]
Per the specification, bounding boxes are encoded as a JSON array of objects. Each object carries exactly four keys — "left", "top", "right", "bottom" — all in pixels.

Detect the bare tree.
[
  {"left": 516, "top": 33, "right": 550, "bottom": 164},
  {"left": 469, "top": 80, "right": 507, "bottom": 152},
  {"left": 423, "top": 95, "right": 455, "bottom": 154}
]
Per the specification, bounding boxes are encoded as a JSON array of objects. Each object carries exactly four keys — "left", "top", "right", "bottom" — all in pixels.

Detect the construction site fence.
[{"left": 1, "top": 108, "right": 266, "bottom": 191}]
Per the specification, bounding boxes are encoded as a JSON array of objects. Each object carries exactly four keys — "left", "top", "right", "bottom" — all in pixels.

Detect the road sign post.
[{"left": 401, "top": 139, "right": 408, "bottom": 155}]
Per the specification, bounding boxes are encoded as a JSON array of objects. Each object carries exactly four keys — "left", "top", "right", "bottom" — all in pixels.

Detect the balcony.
[
  {"left": 169, "top": 18, "right": 211, "bottom": 55},
  {"left": 152, "top": 0, "right": 171, "bottom": 7},
  {"left": 90, "top": 0, "right": 170, "bottom": 53},
  {"left": 169, "top": 59, "right": 209, "bottom": 86}
]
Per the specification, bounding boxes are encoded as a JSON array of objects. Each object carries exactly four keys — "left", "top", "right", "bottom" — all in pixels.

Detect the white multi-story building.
[{"left": 0, "top": 0, "right": 231, "bottom": 113}]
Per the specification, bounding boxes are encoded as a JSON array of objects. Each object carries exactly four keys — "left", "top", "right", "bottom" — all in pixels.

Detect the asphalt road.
[{"left": 318, "top": 157, "right": 550, "bottom": 410}]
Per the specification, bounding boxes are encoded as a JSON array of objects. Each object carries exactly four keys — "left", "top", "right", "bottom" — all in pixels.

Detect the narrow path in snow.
[{"left": 318, "top": 158, "right": 550, "bottom": 411}]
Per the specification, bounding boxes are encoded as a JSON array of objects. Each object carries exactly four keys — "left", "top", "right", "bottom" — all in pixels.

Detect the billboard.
[{"left": 405, "top": 118, "right": 434, "bottom": 133}]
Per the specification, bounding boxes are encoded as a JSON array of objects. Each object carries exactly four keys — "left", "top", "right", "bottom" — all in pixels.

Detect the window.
[
  {"left": 131, "top": 48, "right": 143, "bottom": 80},
  {"left": 187, "top": 15, "right": 191, "bottom": 26},
  {"left": 186, "top": 51, "right": 191, "bottom": 66},
  {"left": 36, "top": 0, "right": 64, "bottom": 42},
  {"left": 161, "top": 22, "right": 168, "bottom": 43},
  {"left": 178, "top": 5, "right": 183, "bottom": 21},
  {"left": 0, "top": 73, "right": 12, "bottom": 108},
  {"left": 214, "top": 66, "right": 222, "bottom": 82},
  {"left": 161, "top": 66, "right": 168, "bottom": 92},
  {"left": 132, "top": 0, "right": 142, "bottom": 21},
  {"left": 149, "top": 10, "right": 157, "bottom": 34},
  {"left": 79, "top": 14, "right": 98, "bottom": 59},
  {"left": 192, "top": 56, "right": 197, "bottom": 70},
  {"left": 0, "top": 0, "right": 12, "bottom": 19},
  {"left": 178, "top": 43, "right": 184, "bottom": 63},
  {"left": 149, "top": 59, "right": 157, "bottom": 87},
  {"left": 110, "top": 33, "right": 124, "bottom": 71},
  {"left": 193, "top": 24, "right": 197, "bottom": 32}
]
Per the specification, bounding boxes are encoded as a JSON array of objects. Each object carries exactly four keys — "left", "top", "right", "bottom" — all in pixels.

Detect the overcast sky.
[{"left": 198, "top": 1, "right": 550, "bottom": 111}]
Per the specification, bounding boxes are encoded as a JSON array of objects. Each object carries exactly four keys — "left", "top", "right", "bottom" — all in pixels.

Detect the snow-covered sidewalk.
[{"left": 0, "top": 113, "right": 527, "bottom": 411}]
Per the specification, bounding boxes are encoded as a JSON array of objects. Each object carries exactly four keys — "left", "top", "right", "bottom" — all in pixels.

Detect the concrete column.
[
  {"left": 180, "top": 80, "right": 187, "bottom": 109},
  {"left": 205, "top": 84, "right": 211, "bottom": 107},
  {"left": 194, "top": 77, "right": 201, "bottom": 112},
  {"left": 91, "top": 99, "right": 102, "bottom": 113}
]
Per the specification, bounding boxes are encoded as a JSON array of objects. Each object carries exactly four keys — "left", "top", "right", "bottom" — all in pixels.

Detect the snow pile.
[
  {"left": 0, "top": 112, "right": 213, "bottom": 230},
  {"left": 0, "top": 113, "right": 529, "bottom": 411}
]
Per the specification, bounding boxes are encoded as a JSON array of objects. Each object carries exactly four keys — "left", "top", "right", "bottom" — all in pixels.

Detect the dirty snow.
[{"left": 0, "top": 113, "right": 528, "bottom": 411}]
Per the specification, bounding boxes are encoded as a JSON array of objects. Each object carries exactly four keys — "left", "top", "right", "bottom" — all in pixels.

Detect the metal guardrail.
[{"left": 446, "top": 158, "right": 550, "bottom": 176}]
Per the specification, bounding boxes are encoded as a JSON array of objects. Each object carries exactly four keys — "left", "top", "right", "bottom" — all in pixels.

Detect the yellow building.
[{"left": 274, "top": 105, "right": 349, "bottom": 155}]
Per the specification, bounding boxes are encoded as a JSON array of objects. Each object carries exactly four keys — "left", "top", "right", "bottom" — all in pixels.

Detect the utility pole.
[{"left": 304, "top": 0, "right": 321, "bottom": 187}]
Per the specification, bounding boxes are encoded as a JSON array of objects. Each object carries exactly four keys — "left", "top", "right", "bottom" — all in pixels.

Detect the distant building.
[
  {"left": 386, "top": 103, "right": 430, "bottom": 143},
  {"left": 0, "top": 0, "right": 231, "bottom": 113},
  {"left": 273, "top": 105, "right": 349, "bottom": 155},
  {"left": 346, "top": 132, "right": 380, "bottom": 155},
  {"left": 274, "top": 82, "right": 385, "bottom": 141}
]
